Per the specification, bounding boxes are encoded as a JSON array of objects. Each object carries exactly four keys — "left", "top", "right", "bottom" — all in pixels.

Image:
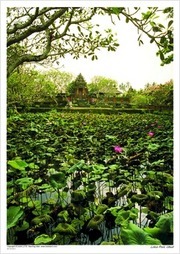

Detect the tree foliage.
[
  {"left": 7, "top": 67, "right": 73, "bottom": 105},
  {"left": 42, "top": 69, "right": 74, "bottom": 93},
  {"left": 7, "top": 7, "right": 173, "bottom": 77},
  {"left": 118, "top": 82, "right": 133, "bottom": 95},
  {"left": 88, "top": 76, "right": 119, "bottom": 96},
  {"left": 107, "top": 7, "right": 173, "bottom": 66},
  {"left": 143, "top": 79, "right": 173, "bottom": 107},
  {"left": 127, "top": 80, "right": 173, "bottom": 108},
  {"left": 7, "top": 7, "right": 119, "bottom": 77}
]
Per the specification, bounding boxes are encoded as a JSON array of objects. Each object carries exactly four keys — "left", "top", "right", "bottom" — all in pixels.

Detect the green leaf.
[
  {"left": 105, "top": 134, "right": 117, "bottom": 140},
  {"left": 142, "top": 11, "right": 152, "bottom": 20},
  {"left": 7, "top": 206, "right": 24, "bottom": 229},
  {"left": 49, "top": 172, "right": 66, "bottom": 189},
  {"left": 58, "top": 210, "right": 69, "bottom": 222},
  {"left": 121, "top": 223, "right": 162, "bottom": 245},
  {"left": 16, "top": 220, "right": 29, "bottom": 232},
  {"left": 160, "top": 51, "right": 164, "bottom": 61},
  {"left": 144, "top": 227, "right": 162, "bottom": 238},
  {"left": 115, "top": 209, "right": 138, "bottom": 227},
  {"left": 68, "top": 160, "right": 85, "bottom": 173},
  {"left": 28, "top": 162, "right": 39, "bottom": 169},
  {"left": 155, "top": 212, "right": 173, "bottom": 233},
  {"left": 31, "top": 214, "right": 53, "bottom": 225},
  {"left": 147, "top": 143, "right": 160, "bottom": 152},
  {"left": 15, "top": 177, "right": 34, "bottom": 190},
  {"left": 8, "top": 159, "right": 28, "bottom": 170},
  {"left": 111, "top": 7, "right": 124, "bottom": 15},
  {"left": 152, "top": 26, "right": 162, "bottom": 32},
  {"left": 77, "top": 26, "right": 81, "bottom": 33},
  {"left": 28, "top": 200, "right": 41, "bottom": 210},
  {"left": 168, "top": 20, "right": 173, "bottom": 28},
  {"left": 34, "top": 234, "right": 56, "bottom": 245}
]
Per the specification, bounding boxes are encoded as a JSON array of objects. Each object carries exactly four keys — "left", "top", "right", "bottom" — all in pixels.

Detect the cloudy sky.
[{"left": 58, "top": 10, "right": 173, "bottom": 90}]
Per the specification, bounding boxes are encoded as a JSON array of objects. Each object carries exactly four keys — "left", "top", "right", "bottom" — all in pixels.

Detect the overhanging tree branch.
[
  {"left": 7, "top": 7, "right": 173, "bottom": 77},
  {"left": 7, "top": 8, "right": 68, "bottom": 46}
]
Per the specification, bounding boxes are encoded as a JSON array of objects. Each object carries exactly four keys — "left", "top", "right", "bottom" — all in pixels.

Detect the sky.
[{"left": 56, "top": 11, "right": 174, "bottom": 90}]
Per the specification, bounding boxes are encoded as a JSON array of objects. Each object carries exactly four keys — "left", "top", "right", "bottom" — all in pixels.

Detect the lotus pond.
[{"left": 7, "top": 111, "right": 173, "bottom": 245}]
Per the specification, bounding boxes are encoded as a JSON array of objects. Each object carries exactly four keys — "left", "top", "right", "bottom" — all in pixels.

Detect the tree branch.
[
  {"left": 7, "top": 8, "right": 68, "bottom": 47},
  {"left": 7, "top": 31, "right": 52, "bottom": 77},
  {"left": 8, "top": 8, "right": 39, "bottom": 34}
]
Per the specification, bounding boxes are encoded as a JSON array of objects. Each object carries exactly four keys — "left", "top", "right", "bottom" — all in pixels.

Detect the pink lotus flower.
[
  {"left": 114, "top": 145, "right": 123, "bottom": 153},
  {"left": 148, "top": 132, "right": 154, "bottom": 137}
]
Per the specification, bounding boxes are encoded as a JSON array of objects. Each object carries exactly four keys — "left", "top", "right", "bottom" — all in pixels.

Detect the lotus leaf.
[
  {"left": 87, "top": 215, "right": 104, "bottom": 229},
  {"left": 144, "top": 226, "right": 162, "bottom": 238},
  {"left": 71, "top": 218, "right": 84, "bottom": 229},
  {"left": 7, "top": 206, "right": 24, "bottom": 229},
  {"left": 146, "top": 211, "right": 159, "bottom": 221},
  {"left": 28, "top": 200, "right": 41, "bottom": 210},
  {"left": 68, "top": 160, "right": 85, "bottom": 173},
  {"left": 31, "top": 214, "right": 53, "bottom": 225},
  {"left": 131, "top": 194, "right": 148, "bottom": 204},
  {"left": 157, "top": 172, "right": 173, "bottom": 180},
  {"left": 106, "top": 206, "right": 121, "bottom": 217},
  {"left": 115, "top": 208, "right": 138, "bottom": 226},
  {"left": 96, "top": 204, "right": 108, "bottom": 214},
  {"left": 121, "top": 223, "right": 162, "bottom": 245},
  {"left": 53, "top": 223, "right": 76, "bottom": 235},
  {"left": 101, "top": 241, "right": 115, "bottom": 245},
  {"left": 147, "top": 191, "right": 163, "bottom": 200},
  {"left": 19, "top": 197, "right": 31, "bottom": 204},
  {"left": 28, "top": 163, "right": 39, "bottom": 169},
  {"left": 16, "top": 220, "right": 29, "bottom": 231},
  {"left": 38, "top": 183, "right": 54, "bottom": 192},
  {"left": 117, "top": 186, "right": 129, "bottom": 198},
  {"left": 49, "top": 172, "right": 66, "bottom": 189},
  {"left": 115, "top": 176, "right": 128, "bottom": 185},
  {"left": 8, "top": 159, "right": 28, "bottom": 170},
  {"left": 58, "top": 210, "right": 69, "bottom": 222},
  {"left": 15, "top": 177, "right": 34, "bottom": 190},
  {"left": 155, "top": 212, "right": 173, "bottom": 233},
  {"left": 71, "top": 190, "right": 86, "bottom": 203},
  {"left": 144, "top": 226, "right": 173, "bottom": 245},
  {"left": 164, "top": 196, "right": 173, "bottom": 211},
  {"left": 147, "top": 143, "right": 160, "bottom": 152},
  {"left": 34, "top": 234, "right": 56, "bottom": 245}
]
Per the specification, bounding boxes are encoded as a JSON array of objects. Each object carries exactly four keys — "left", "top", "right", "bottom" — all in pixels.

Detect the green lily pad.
[
  {"left": 155, "top": 212, "right": 173, "bottom": 233},
  {"left": 121, "top": 223, "right": 162, "bottom": 245},
  {"left": 87, "top": 215, "right": 104, "bottom": 229},
  {"left": 15, "top": 177, "right": 34, "bottom": 190},
  {"left": 8, "top": 159, "right": 28, "bottom": 170},
  {"left": 148, "top": 191, "right": 163, "bottom": 200},
  {"left": 7, "top": 206, "right": 24, "bottom": 229},
  {"left": 147, "top": 143, "right": 160, "bottom": 152},
  {"left": 34, "top": 234, "right": 56, "bottom": 245},
  {"left": 16, "top": 220, "right": 29, "bottom": 232},
  {"left": 49, "top": 172, "right": 66, "bottom": 189},
  {"left": 58, "top": 210, "right": 69, "bottom": 222},
  {"left": 96, "top": 204, "right": 108, "bottom": 214},
  {"left": 31, "top": 214, "right": 53, "bottom": 225},
  {"left": 53, "top": 223, "right": 76, "bottom": 235},
  {"left": 131, "top": 194, "right": 148, "bottom": 204}
]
